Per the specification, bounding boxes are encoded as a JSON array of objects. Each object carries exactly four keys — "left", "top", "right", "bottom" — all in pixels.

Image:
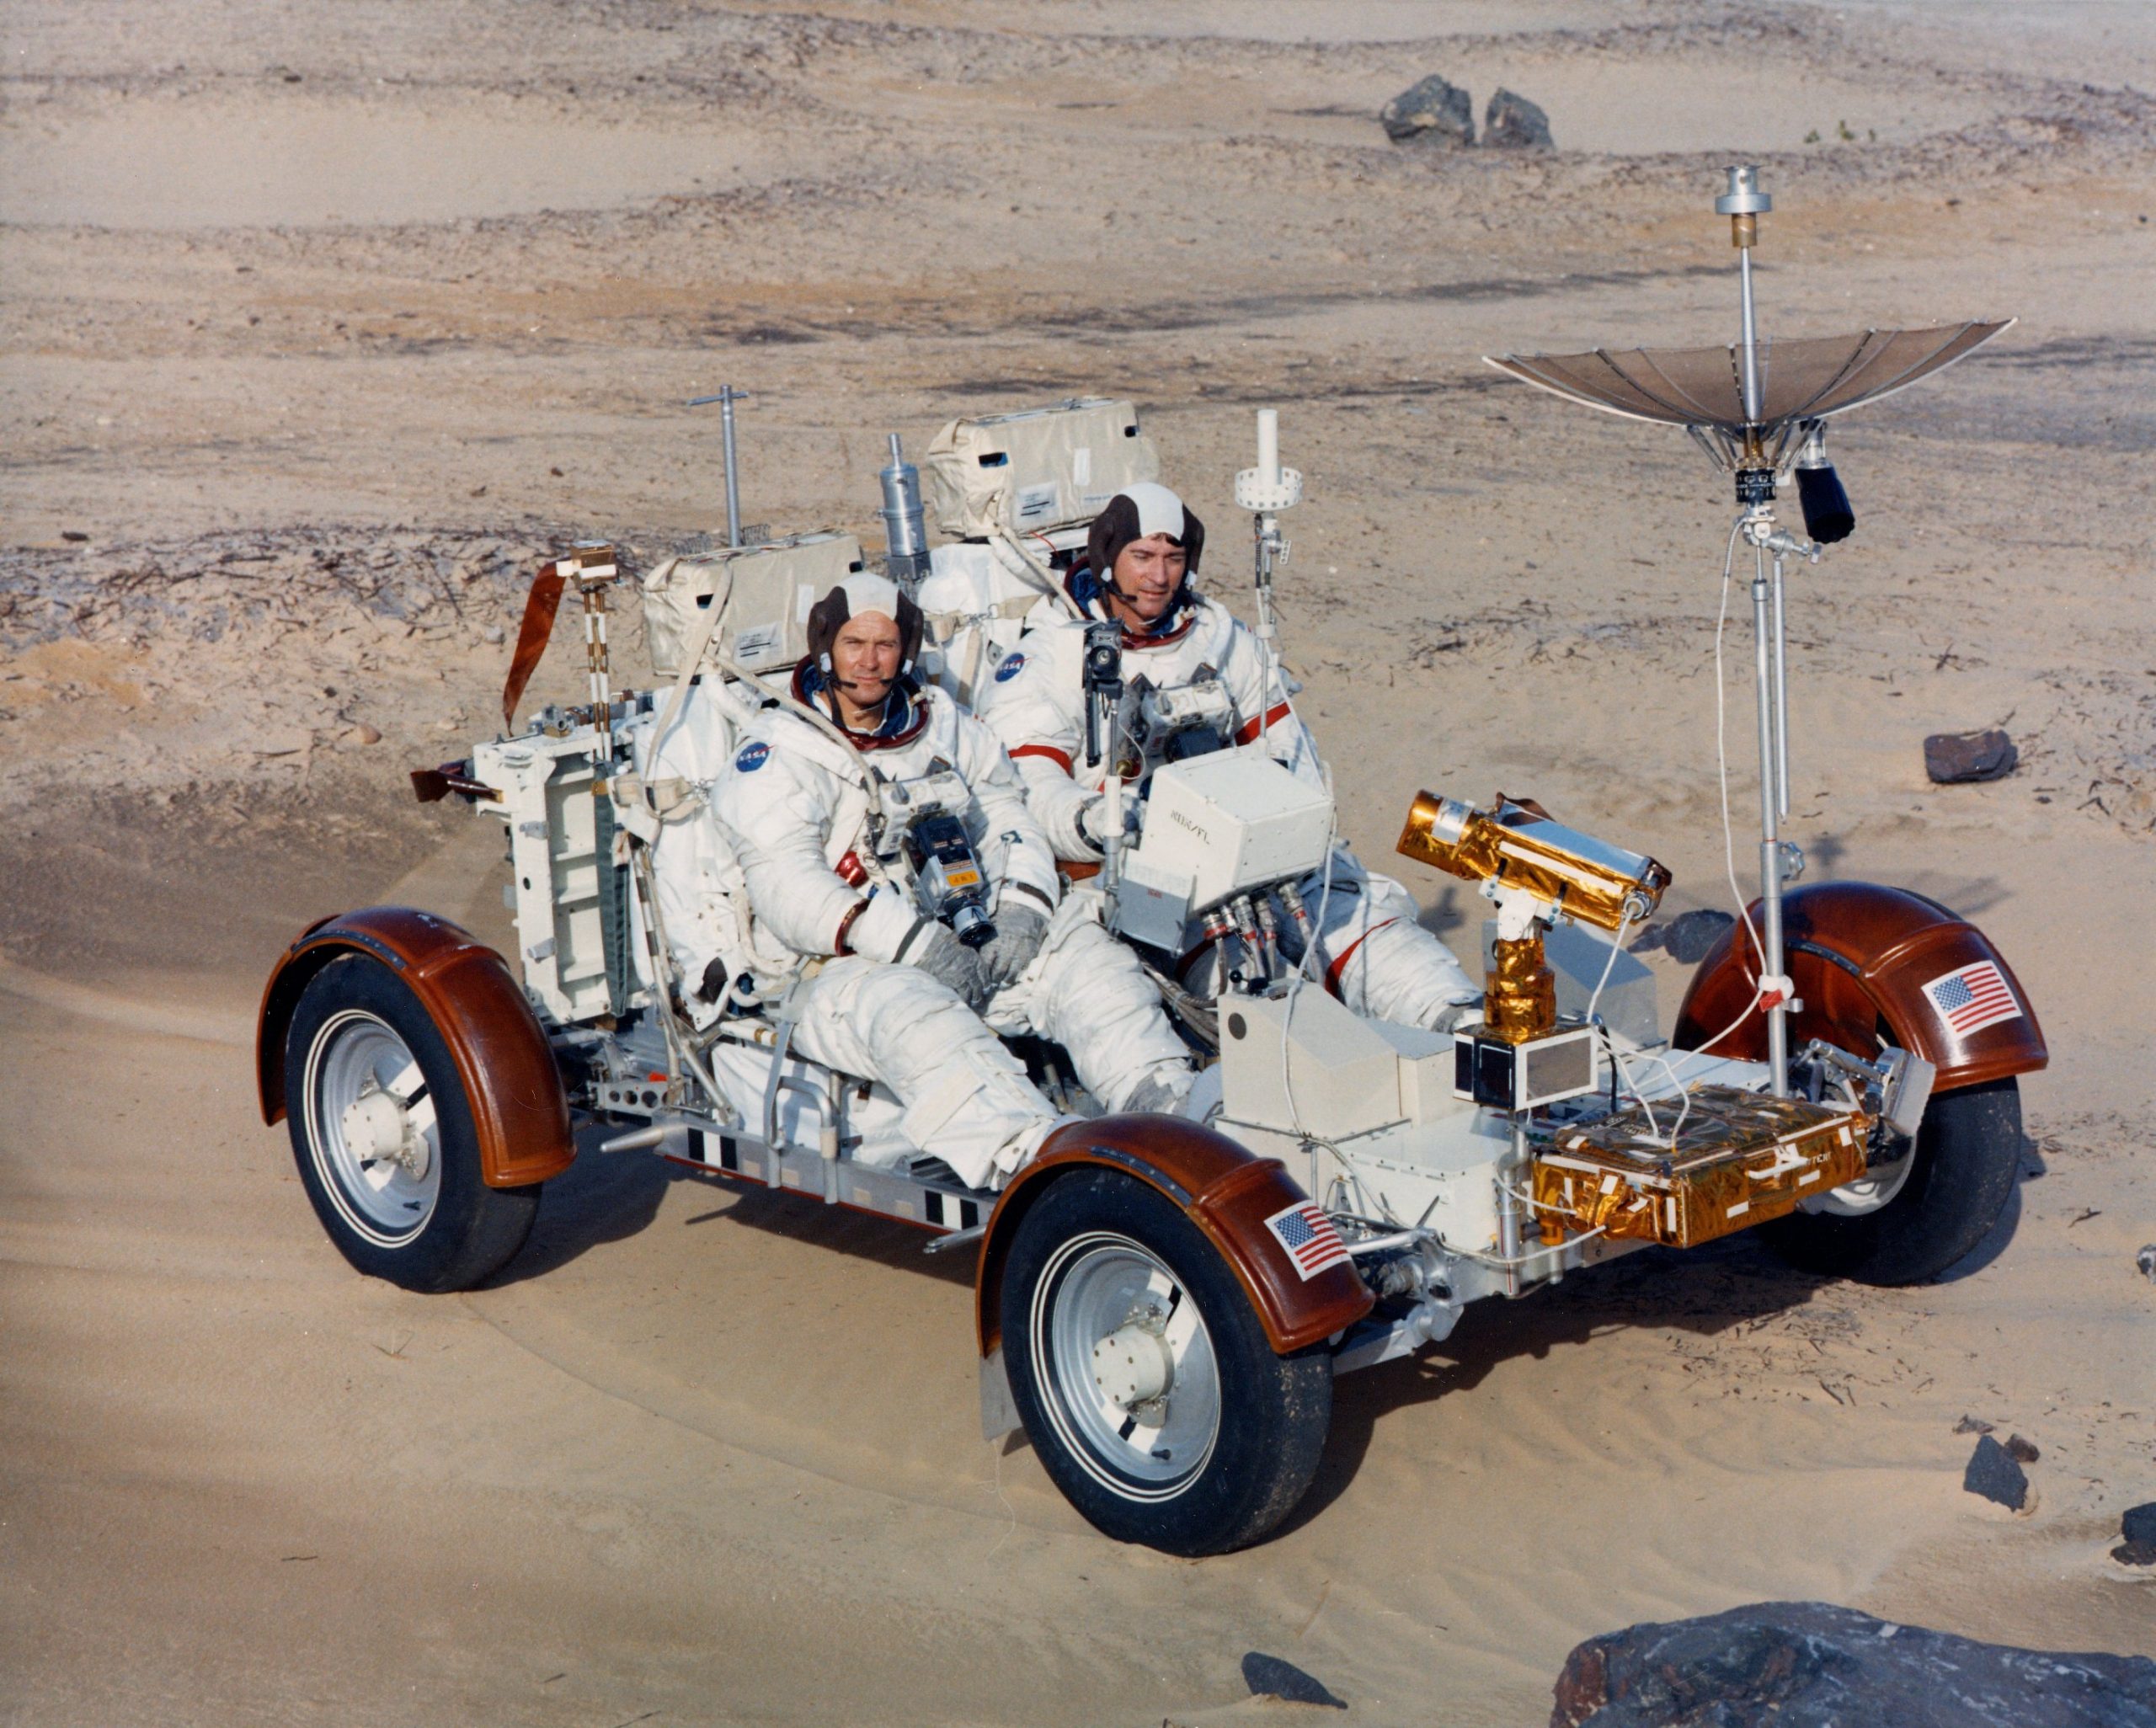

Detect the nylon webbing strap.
[{"left": 501, "top": 563, "right": 568, "bottom": 730}]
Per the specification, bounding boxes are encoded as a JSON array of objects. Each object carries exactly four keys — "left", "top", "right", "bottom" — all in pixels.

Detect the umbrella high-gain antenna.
[{"left": 1486, "top": 167, "right": 2011, "bottom": 1096}]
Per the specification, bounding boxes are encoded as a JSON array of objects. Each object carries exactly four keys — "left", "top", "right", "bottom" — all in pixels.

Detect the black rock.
[
  {"left": 2005, "top": 1433, "right": 2041, "bottom": 1464},
  {"left": 1241, "top": 1651, "right": 1346, "bottom": 1709},
  {"left": 1550, "top": 1601, "right": 2156, "bottom": 1727},
  {"left": 1954, "top": 1415, "right": 1998, "bottom": 1436},
  {"left": 1380, "top": 75, "right": 1474, "bottom": 147},
  {"left": 2137, "top": 1244, "right": 2155, "bottom": 1281},
  {"left": 2125, "top": 1502, "right": 2156, "bottom": 1545},
  {"left": 2116, "top": 1540, "right": 2156, "bottom": 1568},
  {"left": 1965, "top": 1434, "right": 2031, "bottom": 1510},
  {"left": 1924, "top": 727, "right": 2018, "bottom": 783},
  {"left": 1484, "top": 87, "right": 1554, "bottom": 149},
  {"left": 1633, "top": 908, "right": 1736, "bottom": 965}
]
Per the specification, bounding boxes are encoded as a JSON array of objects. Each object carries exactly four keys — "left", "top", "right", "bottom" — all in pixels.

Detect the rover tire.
[
  {"left": 1000, "top": 1168, "right": 1331, "bottom": 1555},
  {"left": 285, "top": 952, "right": 540, "bottom": 1292},
  {"left": 1764, "top": 1076, "right": 2022, "bottom": 1286}
]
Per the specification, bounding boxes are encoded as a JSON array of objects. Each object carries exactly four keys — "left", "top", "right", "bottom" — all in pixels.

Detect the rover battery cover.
[{"left": 1529, "top": 1085, "right": 1869, "bottom": 1249}]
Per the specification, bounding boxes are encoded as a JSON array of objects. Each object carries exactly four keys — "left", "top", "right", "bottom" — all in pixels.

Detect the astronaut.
[
  {"left": 708, "top": 570, "right": 1193, "bottom": 1191},
  {"left": 974, "top": 483, "right": 1481, "bottom": 1032}
]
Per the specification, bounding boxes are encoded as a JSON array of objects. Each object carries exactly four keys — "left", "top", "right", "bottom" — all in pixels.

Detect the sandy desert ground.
[{"left": 3, "top": 3, "right": 2153, "bottom": 1723}]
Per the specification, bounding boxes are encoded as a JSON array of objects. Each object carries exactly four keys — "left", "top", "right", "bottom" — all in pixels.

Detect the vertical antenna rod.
[
  {"left": 687, "top": 386, "right": 753, "bottom": 547},
  {"left": 1717, "top": 166, "right": 1799, "bottom": 1095},
  {"left": 1233, "top": 407, "right": 1304, "bottom": 752},
  {"left": 1716, "top": 166, "right": 1771, "bottom": 428}
]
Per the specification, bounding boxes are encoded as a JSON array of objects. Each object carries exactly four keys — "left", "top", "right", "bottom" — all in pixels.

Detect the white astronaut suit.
[
  {"left": 707, "top": 573, "right": 1193, "bottom": 1191},
  {"left": 974, "top": 483, "right": 1481, "bottom": 1032}
]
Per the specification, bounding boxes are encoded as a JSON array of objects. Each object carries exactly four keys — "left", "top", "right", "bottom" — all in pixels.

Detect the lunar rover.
[{"left": 257, "top": 170, "right": 2046, "bottom": 1554}]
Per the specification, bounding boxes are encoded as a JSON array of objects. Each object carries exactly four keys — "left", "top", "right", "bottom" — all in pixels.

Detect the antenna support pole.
[
  {"left": 1716, "top": 165, "right": 1771, "bottom": 429},
  {"left": 1233, "top": 408, "right": 1304, "bottom": 753},
  {"left": 688, "top": 386, "right": 753, "bottom": 547}
]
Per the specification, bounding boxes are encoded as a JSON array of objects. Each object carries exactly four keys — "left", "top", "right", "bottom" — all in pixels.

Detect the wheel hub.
[
  {"left": 1091, "top": 1313, "right": 1175, "bottom": 1413},
  {"left": 341, "top": 1085, "right": 428, "bottom": 1177}
]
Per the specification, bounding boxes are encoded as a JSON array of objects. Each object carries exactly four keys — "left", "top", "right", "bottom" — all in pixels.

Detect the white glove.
[
  {"left": 1075, "top": 792, "right": 1139, "bottom": 856},
  {"left": 978, "top": 904, "right": 1049, "bottom": 995}
]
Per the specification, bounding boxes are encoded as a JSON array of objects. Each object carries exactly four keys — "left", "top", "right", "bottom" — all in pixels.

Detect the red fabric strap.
[
  {"left": 1233, "top": 701, "right": 1295, "bottom": 747},
  {"left": 1323, "top": 918, "right": 1396, "bottom": 999},
  {"left": 1010, "top": 743, "right": 1075, "bottom": 774}
]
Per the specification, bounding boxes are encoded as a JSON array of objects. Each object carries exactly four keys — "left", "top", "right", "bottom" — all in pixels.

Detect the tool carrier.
[{"left": 259, "top": 172, "right": 2046, "bottom": 1555}]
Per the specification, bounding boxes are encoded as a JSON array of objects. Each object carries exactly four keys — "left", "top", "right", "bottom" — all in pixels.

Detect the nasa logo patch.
[
  {"left": 734, "top": 740, "right": 771, "bottom": 773},
  {"left": 994, "top": 652, "right": 1026, "bottom": 684}
]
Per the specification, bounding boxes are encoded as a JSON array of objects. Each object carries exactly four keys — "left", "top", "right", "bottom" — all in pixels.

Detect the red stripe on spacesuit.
[
  {"left": 1323, "top": 919, "right": 1396, "bottom": 1000},
  {"left": 1233, "top": 702, "right": 1294, "bottom": 746},
  {"left": 1010, "top": 744, "right": 1075, "bottom": 774}
]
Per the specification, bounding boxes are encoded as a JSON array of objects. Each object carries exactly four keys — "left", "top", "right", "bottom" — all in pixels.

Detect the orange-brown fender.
[
  {"left": 974, "top": 1115, "right": 1374, "bottom": 1359},
  {"left": 257, "top": 906, "right": 575, "bottom": 1188},
  {"left": 1673, "top": 882, "right": 2047, "bottom": 1091}
]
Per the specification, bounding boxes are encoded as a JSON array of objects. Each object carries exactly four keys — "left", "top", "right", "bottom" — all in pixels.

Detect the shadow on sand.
[{"left": 486, "top": 1112, "right": 2030, "bottom": 1543}]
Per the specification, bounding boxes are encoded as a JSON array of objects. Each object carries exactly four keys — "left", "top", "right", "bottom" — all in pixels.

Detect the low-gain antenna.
[
  {"left": 1233, "top": 408, "right": 1303, "bottom": 753},
  {"left": 687, "top": 385, "right": 753, "bottom": 547},
  {"left": 1485, "top": 168, "right": 2013, "bottom": 1096}
]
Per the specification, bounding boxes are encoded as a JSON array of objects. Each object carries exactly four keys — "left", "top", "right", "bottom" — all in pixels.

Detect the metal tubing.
[
  {"left": 1770, "top": 553, "right": 1790, "bottom": 818},
  {"left": 721, "top": 392, "right": 743, "bottom": 548},
  {"left": 1498, "top": 1120, "right": 1526, "bottom": 1296},
  {"left": 1344, "top": 1227, "right": 1437, "bottom": 1259},
  {"left": 1751, "top": 547, "right": 1789, "bottom": 1094},
  {"left": 923, "top": 1223, "right": 986, "bottom": 1256},
  {"left": 600, "top": 1123, "right": 671, "bottom": 1155},
  {"left": 760, "top": 1018, "right": 794, "bottom": 1179},
  {"left": 1738, "top": 248, "right": 1763, "bottom": 425}
]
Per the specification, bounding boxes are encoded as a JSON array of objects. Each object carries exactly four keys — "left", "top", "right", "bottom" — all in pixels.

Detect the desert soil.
[{"left": 3, "top": 3, "right": 2153, "bottom": 1724}]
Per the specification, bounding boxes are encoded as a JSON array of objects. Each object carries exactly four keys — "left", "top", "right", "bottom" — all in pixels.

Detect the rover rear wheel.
[
  {"left": 1764, "top": 1076, "right": 2021, "bottom": 1286},
  {"left": 1000, "top": 1168, "right": 1331, "bottom": 1555},
  {"left": 286, "top": 952, "right": 540, "bottom": 1292}
]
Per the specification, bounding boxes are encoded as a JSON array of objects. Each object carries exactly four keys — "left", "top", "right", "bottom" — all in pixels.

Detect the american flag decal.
[
  {"left": 1264, "top": 1203, "right": 1350, "bottom": 1282},
  {"left": 1921, "top": 959, "right": 2021, "bottom": 1038}
]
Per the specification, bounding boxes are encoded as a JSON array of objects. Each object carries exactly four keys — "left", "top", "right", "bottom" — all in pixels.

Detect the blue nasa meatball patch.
[
  {"left": 993, "top": 652, "right": 1026, "bottom": 683},
  {"left": 734, "top": 740, "right": 771, "bottom": 773}
]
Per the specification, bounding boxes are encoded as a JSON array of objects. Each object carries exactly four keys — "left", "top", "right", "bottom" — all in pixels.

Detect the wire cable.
[
  {"left": 1582, "top": 904, "right": 1637, "bottom": 1029},
  {"left": 1713, "top": 515, "right": 1766, "bottom": 985}
]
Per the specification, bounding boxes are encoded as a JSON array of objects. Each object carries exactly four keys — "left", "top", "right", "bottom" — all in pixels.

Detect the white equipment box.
[
  {"left": 641, "top": 533, "right": 867, "bottom": 683},
  {"left": 921, "top": 398, "right": 1160, "bottom": 540},
  {"left": 1112, "top": 754, "right": 1333, "bottom": 947}
]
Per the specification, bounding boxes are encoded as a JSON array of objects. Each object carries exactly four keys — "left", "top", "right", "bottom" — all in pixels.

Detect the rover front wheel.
[
  {"left": 1764, "top": 1076, "right": 2022, "bottom": 1286},
  {"left": 1000, "top": 1169, "right": 1331, "bottom": 1555},
  {"left": 285, "top": 952, "right": 540, "bottom": 1292}
]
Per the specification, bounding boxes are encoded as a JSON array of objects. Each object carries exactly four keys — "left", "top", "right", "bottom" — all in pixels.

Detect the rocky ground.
[{"left": 3, "top": 3, "right": 2153, "bottom": 1724}]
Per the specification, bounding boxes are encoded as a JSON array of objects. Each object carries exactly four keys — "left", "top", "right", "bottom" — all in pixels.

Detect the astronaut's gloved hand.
[
  {"left": 1430, "top": 998, "right": 1480, "bottom": 1035},
  {"left": 847, "top": 886, "right": 993, "bottom": 1011},
  {"left": 910, "top": 921, "right": 994, "bottom": 1013},
  {"left": 1074, "top": 792, "right": 1140, "bottom": 856},
  {"left": 978, "top": 904, "right": 1049, "bottom": 995}
]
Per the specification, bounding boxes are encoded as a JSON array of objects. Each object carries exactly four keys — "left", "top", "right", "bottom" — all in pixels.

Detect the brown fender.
[
  {"left": 1672, "top": 882, "right": 2047, "bottom": 1091},
  {"left": 256, "top": 906, "right": 575, "bottom": 1188},
  {"left": 974, "top": 1114, "right": 1374, "bottom": 1359}
]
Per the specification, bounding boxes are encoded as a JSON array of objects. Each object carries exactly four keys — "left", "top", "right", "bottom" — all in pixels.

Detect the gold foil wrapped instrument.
[
  {"left": 1529, "top": 1086, "right": 1870, "bottom": 1250},
  {"left": 1396, "top": 792, "right": 1672, "bottom": 934}
]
